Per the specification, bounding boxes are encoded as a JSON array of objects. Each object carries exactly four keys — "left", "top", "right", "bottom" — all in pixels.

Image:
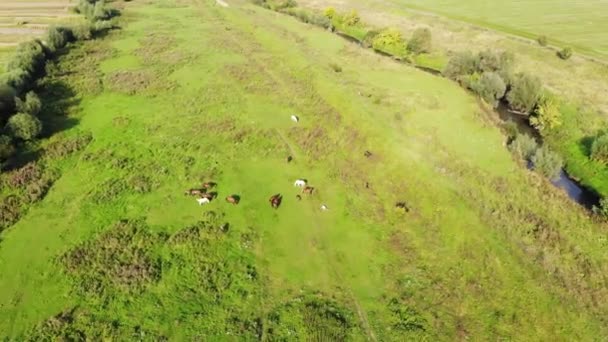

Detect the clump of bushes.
[
  {"left": 372, "top": 28, "right": 407, "bottom": 57},
  {"left": 0, "top": 195, "right": 21, "bottom": 231},
  {"left": 0, "top": 135, "right": 15, "bottom": 161},
  {"left": 5, "top": 113, "right": 42, "bottom": 141},
  {"left": 506, "top": 73, "right": 542, "bottom": 113},
  {"left": 407, "top": 27, "right": 431, "bottom": 54},
  {"left": 537, "top": 35, "right": 548, "bottom": 46},
  {"left": 530, "top": 95, "right": 561, "bottom": 133},
  {"left": 508, "top": 134, "right": 538, "bottom": 160},
  {"left": 557, "top": 47, "right": 572, "bottom": 60},
  {"left": 15, "top": 91, "right": 42, "bottom": 116},
  {"left": 531, "top": 146, "right": 563, "bottom": 180},
  {"left": 590, "top": 132, "right": 608, "bottom": 164},
  {"left": 341, "top": 10, "right": 361, "bottom": 27},
  {"left": 470, "top": 71, "right": 506, "bottom": 106}
]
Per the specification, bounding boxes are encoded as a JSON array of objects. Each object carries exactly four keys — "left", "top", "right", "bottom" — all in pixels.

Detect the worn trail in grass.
[{"left": 0, "top": 0, "right": 607, "bottom": 340}]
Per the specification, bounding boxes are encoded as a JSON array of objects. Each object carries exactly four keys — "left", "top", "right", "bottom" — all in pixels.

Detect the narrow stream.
[{"left": 334, "top": 29, "right": 600, "bottom": 208}]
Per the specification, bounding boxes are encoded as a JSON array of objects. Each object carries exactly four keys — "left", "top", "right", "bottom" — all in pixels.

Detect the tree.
[
  {"left": 506, "top": 73, "right": 542, "bottom": 113},
  {"left": 443, "top": 51, "right": 478, "bottom": 81},
  {"left": 5, "top": 113, "right": 42, "bottom": 141},
  {"left": 372, "top": 28, "right": 406, "bottom": 56},
  {"left": 15, "top": 91, "right": 42, "bottom": 116},
  {"left": 342, "top": 10, "right": 360, "bottom": 26},
  {"left": 471, "top": 71, "right": 506, "bottom": 106},
  {"left": 0, "top": 84, "right": 16, "bottom": 122},
  {"left": 532, "top": 146, "right": 563, "bottom": 180},
  {"left": 47, "top": 26, "right": 69, "bottom": 52},
  {"left": 407, "top": 28, "right": 431, "bottom": 54},
  {"left": 323, "top": 7, "right": 336, "bottom": 19},
  {"left": 537, "top": 35, "right": 548, "bottom": 46},
  {"left": 557, "top": 47, "right": 572, "bottom": 60},
  {"left": 0, "top": 135, "right": 15, "bottom": 161},
  {"left": 591, "top": 133, "right": 608, "bottom": 164},
  {"left": 508, "top": 134, "right": 537, "bottom": 160},
  {"left": 530, "top": 95, "right": 561, "bottom": 133},
  {"left": 72, "top": 23, "right": 92, "bottom": 41}
]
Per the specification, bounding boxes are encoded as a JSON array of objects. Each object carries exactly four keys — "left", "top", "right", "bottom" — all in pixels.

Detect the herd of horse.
[{"left": 184, "top": 174, "right": 317, "bottom": 210}]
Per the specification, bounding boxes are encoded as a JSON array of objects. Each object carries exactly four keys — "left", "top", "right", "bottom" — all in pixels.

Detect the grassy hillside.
[
  {"left": 392, "top": 0, "right": 608, "bottom": 60},
  {"left": 0, "top": 0, "right": 607, "bottom": 340}
]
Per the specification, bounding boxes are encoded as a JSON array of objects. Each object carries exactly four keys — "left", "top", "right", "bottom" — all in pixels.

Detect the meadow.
[
  {"left": 0, "top": 0, "right": 76, "bottom": 72},
  {"left": 0, "top": 0, "right": 608, "bottom": 340},
  {"left": 390, "top": 0, "right": 608, "bottom": 60}
]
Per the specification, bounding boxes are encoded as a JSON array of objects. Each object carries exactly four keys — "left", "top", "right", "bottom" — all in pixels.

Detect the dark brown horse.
[
  {"left": 395, "top": 202, "right": 409, "bottom": 212},
  {"left": 226, "top": 195, "right": 240, "bottom": 205},
  {"left": 201, "top": 192, "right": 217, "bottom": 200},
  {"left": 202, "top": 182, "right": 216, "bottom": 189},
  {"left": 287, "top": 156, "right": 293, "bottom": 163},
  {"left": 269, "top": 194, "right": 282, "bottom": 209},
  {"left": 302, "top": 186, "right": 314, "bottom": 195}
]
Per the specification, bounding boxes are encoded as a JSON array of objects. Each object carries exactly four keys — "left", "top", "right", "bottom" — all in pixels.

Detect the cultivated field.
[
  {"left": 390, "top": 0, "right": 608, "bottom": 60},
  {"left": 0, "top": 0, "right": 607, "bottom": 340},
  {"left": 0, "top": 0, "right": 76, "bottom": 72}
]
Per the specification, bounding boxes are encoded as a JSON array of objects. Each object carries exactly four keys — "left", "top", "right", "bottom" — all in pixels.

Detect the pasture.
[
  {"left": 0, "top": 0, "right": 77, "bottom": 71},
  {"left": 0, "top": 0, "right": 607, "bottom": 340},
  {"left": 389, "top": 0, "right": 608, "bottom": 60}
]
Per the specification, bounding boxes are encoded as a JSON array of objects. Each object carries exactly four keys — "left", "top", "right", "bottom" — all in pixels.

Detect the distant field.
[
  {"left": 0, "top": 1, "right": 77, "bottom": 68},
  {"left": 393, "top": 0, "right": 608, "bottom": 59}
]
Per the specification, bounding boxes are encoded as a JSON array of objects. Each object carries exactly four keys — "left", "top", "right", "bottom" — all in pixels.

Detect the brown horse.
[
  {"left": 287, "top": 156, "right": 293, "bottom": 163},
  {"left": 269, "top": 194, "right": 282, "bottom": 209},
  {"left": 302, "top": 186, "right": 314, "bottom": 195},
  {"left": 226, "top": 195, "right": 240, "bottom": 205},
  {"left": 202, "top": 182, "right": 216, "bottom": 189},
  {"left": 185, "top": 189, "right": 204, "bottom": 196},
  {"left": 201, "top": 192, "right": 217, "bottom": 200}
]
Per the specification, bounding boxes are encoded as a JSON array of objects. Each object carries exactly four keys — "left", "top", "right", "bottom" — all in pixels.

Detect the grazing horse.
[
  {"left": 395, "top": 202, "right": 409, "bottom": 212},
  {"left": 291, "top": 115, "right": 299, "bottom": 123},
  {"left": 302, "top": 186, "right": 314, "bottom": 195},
  {"left": 185, "top": 189, "right": 204, "bottom": 196},
  {"left": 364, "top": 150, "right": 372, "bottom": 158},
  {"left": 226, "top": 195, "right": 240, "bottom": 205},
  {"left": 287, "top": 155, "right": 293, "bottom": 163},
  {"left": 320, "top": 204, "right": 328, "bottom": 211},
  {"left": 202, "top": 182, "right": 216, "bottom": 189},
  {"left": 197, "top": 197, "right": 210, "bottom": 205},
  {"left": 294, "top": 179, "right": 307, "bottom": 187},
  {"left": 269, "top": 194, "right": 282, "bottom": 209},
  {"left": 201, "top": 192, "right": 216, "bottom": 200}
]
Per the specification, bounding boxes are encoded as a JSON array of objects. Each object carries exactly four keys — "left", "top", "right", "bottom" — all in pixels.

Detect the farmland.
[
  {"left": 0, "top": 0, "right": 607, "bottom": 340},
  {"left": 388, "top": 0, "right": 608, "bottom": 60},
  {"left": 0, "top": 1, "right": 77, "bottom": 72}
]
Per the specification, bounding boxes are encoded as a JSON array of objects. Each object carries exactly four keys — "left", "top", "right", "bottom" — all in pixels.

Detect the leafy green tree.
[
  {"left": 443, "top": 51, "right": 478, "bottom": 81},
  {"left": 407, "top": 28, "right": 431, "bottom": 54},
  {"left": 342, "top": 10, "right": 360, "bottom": 26},
  {"left": 557, "top": 47, "right": 572, "bottom": 60},
  {"left": 0, "top": 84, "right": 16, "bottom": 122},
  {"left": 532, "top": 146, "right": 563, "bottom": 180},
  {"left": 507, "top": 73, "right": 542, "bottom": 113},
  {"left": 47, "top": 26, "right": 69, "bottom": 52},
  {"left": 323, "top": 7, "right": 336, "bottom": 19},
  {"left": 530, "top": 95, "right": 561, "bottom": 132},
  {"left": 15, "top": 91, "right": 42, "bottom": 116},
  {"left": 0, "top": 135, "right": 15, "bottom": 161},
  {"left": 72, "top": 23, "right": 92, "bottom": 40},
  {"left": 6, "top": 113, "right": 42, "bottom": 141},
  {"left": 372, "top": 28, "right": 406, "bottom": 56},
  {"left": 508, "top": 134, "right": 537, "bottom": 160},
  {"left": 591, "top": 132, "right": 608, "bottom": 164},
  {"left": 471, "top": 71, "right": 506, "bottom": 106}
]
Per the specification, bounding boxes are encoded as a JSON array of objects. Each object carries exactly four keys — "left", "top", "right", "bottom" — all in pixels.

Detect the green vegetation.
[
  {"left": 406, "top": 27, "right": 431, "bottom": 54},
  {"left": 508, "top": 134, "right": 538, "bottom": 160},
  {"left": 531, "top": 146, "right": 564, "bottom": 180},
  {"left": 5, "top": 113, "right": 42, "bottom": 141},
  {"left": 506, "top": 73, "right": 542, "bottom": 113},
  {"left": 537, "top": 35, "right": 548, "bottom": 46},
  {"left": 557, "top": 46, "right": 573, "bottom": 60},
  {"left": 1, "top": 0, "right": 608, "bottom": 340},
  {"left": 591, "top": 132, "right": 608, "bottom": 164},
  {"left": 530, "top": 95, "right": 562, "bottom": 133}
]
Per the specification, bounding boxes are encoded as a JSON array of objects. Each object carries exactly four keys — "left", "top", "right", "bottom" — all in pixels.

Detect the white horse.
[
  {"left": 291, "top": 115, "right": 299, "bottom": 123},
  {"left": 320, "top": 204, "right": 328, "bottom": 211},
  {"left": 197, "top": 197, "right": 210, "bottom": 205},
  {"left": 294, "top": 179, "right": 307, "bottom": 187}
]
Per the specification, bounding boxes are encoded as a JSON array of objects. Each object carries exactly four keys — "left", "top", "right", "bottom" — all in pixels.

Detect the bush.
[
  {"left": 0, "top": 84, "right": 16, "bottom": 122},
  {"left": 342, "top": 10, "right": 360, "bottom": 27},
  {"left": 0, "top": 195, "right": 21, "bottom": 230},
  {"left": 329, "top": 63, "right": 342, "bottom": 72},
  {"left": 557, "top": 47, "right": 572, "bottom": 60},
  {"left": 471, "top": 71, "right": 506, "bottom": 106},
  {"left": 6, "top": 113, "right": 42, "bottom": 140},
  {"left": 47, "top": 26, "right": 73, "bottom": 53},
  {"left": 508, "top": 134, "right": 537, "bottom": 160},
  {"left": 71, "top": 23, "right": 93, "bottom": 40},
  {"left": 537, "top": 35, "right": 548, "bottom": 46},
  {"left": 532, "top": 146, "right": 563, "bottom": 180},
  {"left": 591, "top": 132, "right": 608, "bottom": 164},
  {"left": 506, "top": 73, "right": 542, "bottom": 113},
  {"left": 443, "top": 51, "right": 478, "bottom": 81},
  {"left": 478, "top": 50, "right": 514, "bottom": 74},
  {"left": 308, "top": 12, "right": 331, "bottom": 29},
  {"left": 530, "top": 95, "right": 561, "bottom": 133},
  {"left": 15, "top": 91, "right": 42, "bottom": 116},
  {"left": 4, "top": 40, "right": 46, "bottom": 92},
  {"left": 93, "top": 20, "right": 114, "bottom": 32},
  {"left": 407, "top": 28, "right": 431, "bottom": 54},
  {"left": 372, "top": 28, "right": 406, "bottom": 56},
  {"left": 0, "top": 135, "right": 15, "bottom": 161},
  {"left": 323, "top": 7, "right": 336, "bottom": 19},
  {"left": 593, "top": 197, "right": 608, "bottom": 218}
]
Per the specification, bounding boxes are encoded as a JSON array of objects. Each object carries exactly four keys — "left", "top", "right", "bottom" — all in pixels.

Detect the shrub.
[
  {"left": 93, "top": 20, "right": 114, "bottom": 32},
  {"left": 329, "top": 63, "right": 342, "bottom": 72},
  {"left": 593, "top": 198, "right": 608, "bottom": 218},
  {"left": 4, "top": 40, "right": 46, "bottom": 92},
  {"left": 71, "top": 23, "right": 92, "bottom": 40},
  {"left": 0, "top": 135, "right": 15, "bottom": 161},
  {"left": 342, "top": 10, "right": 360, "bottom": 27},
  {"left": 0, "top": 84, "right": 16, "bottom": 121},
  {"left": 532, "top": 146, "right": 563, "bottom": 180},
  {"left": 323, "top": 7, "right": 336, "bottom": 19},
  {"left": 530, "top": 95, "right": 561, "bottom": 133},
  {"left": 471, "top": 71, "right": 506, "bottom": 106},
  {"left": 443, "top": 51, "right": 478, "bottom": 81},
  {"left": 557, "top": 47, "right": 572, "bottom": 60},
  {"left": 15, "top": 91, "right": 42, "bottom": 116},
  {"left": 45, "top": 132, "right": 93, "bottom": 158},
  {"left": 506, "top": 73, "right": 542, "bottom": 113},
  {"left": 537, "top": 35, "right": 548, "bottom": 46},
  {"left": 508, "top": 134, "right": 537, "bottom": 160},
  {"left": 478, "top": 50, "right": 514, "bottom": 73},
  {"left": 308, "top": 12, "right": 331, "bottom": 29},
  {"left": 591, "top": 132, "right": 608, "bottom": 164},
  {"left": 372, "top": 28, "right": 406, "bottom": 56},
  {"left": 6, "top": 113, "right": 43, "bottom": 140},
  {"left": 7, "top": 162, "right": 43, "bottom": 187},
  {"left": 0, "top": 195, "right": 21, "bottom": 230},
  {"left": 407, "top": 28, "right": 432, "bottom": 54},
  {"left": 47, "top": 26, "right": 73, "bottom": 53}
]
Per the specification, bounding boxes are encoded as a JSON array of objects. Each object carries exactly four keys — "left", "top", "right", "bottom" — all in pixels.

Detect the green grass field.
[
  {"left": 393, "top": 0, "right": 608, "bottom": 60},
  {"left": 1, "top": 0, "right": 608, "bottom": 339}
]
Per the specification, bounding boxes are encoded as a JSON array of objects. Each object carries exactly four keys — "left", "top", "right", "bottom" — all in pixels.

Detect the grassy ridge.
[{"left": 0, "top": 0, "right": 607, "bottom": 339}]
